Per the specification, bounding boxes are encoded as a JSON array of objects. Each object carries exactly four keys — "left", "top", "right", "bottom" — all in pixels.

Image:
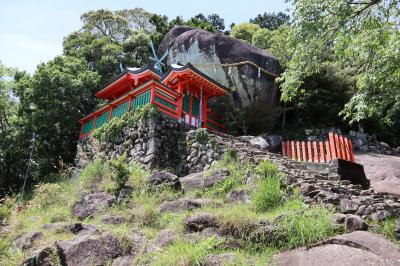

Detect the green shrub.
[
  {"left": 253, "top": 176, "right": 283, "bottom": 212},
  {"left": 209, "top": 137, "right": 218, "bottom": 150},
  {"left": 223, "top": 148, "right": 237, "bottom": 163},
  {"left": 256, "top": 160, "right": 279, "bottom": 179},
  {"left": 109, "top": 155, "right": 130, "bottom": 191},
  {"left": 79, "top": 159, "right": 114, "bottom": 193},
  {"left": 195, "top": 128, "right": 208, "bottom": 143},
  {"left": 30, "top": 183, "right": 64, "bottom": 209},
  {"left": 126, "top": 161, "right": 149, "bottom": 190}
]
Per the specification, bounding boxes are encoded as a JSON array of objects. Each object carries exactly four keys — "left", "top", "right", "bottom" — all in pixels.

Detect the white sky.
[{"left": 0, "top": 0, "right": 289, "bottom": 73}]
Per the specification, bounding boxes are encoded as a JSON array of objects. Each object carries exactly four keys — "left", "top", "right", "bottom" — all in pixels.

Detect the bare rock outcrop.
[
  {"left": 273, "top": 231, "right": 400, "bottom": 266},
  {"left": 159, "top": 26, "right": 281, "bottom": 133}
]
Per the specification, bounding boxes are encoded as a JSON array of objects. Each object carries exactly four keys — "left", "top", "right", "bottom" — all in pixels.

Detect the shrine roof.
[
  {"left": 95, "top": 66, "right": 162, "bottom": 100},
  {"left": 160, "top": 63, "right": 229, "bottom": 96}
]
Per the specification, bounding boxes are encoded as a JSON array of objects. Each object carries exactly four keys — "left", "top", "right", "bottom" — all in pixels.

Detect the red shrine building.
[{"left": 79, "top": 63, "right": 228, "bottom": 139}]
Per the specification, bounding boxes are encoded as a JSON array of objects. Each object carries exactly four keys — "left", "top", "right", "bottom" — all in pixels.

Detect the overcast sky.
[{"left": 0, "top": 0, "right": 289, "bottom": 73}]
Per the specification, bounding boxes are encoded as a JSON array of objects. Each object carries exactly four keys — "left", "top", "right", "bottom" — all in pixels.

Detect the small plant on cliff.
[
  {"left": 109, "top": 155, "right": 130, "bottom": 191},
  {"left": 223, "top": 147, "right": 237, "bottom": 163},
  {"left": 195, "top": 128, "right": 208, "bottom": 143},
  {"left": 93, "top": 104, "right": 159, "bottom": 143}
]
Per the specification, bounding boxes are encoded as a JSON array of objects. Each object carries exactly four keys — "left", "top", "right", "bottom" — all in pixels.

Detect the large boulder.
[
  {"left": 179, "top": 169, "right": 230, "bottom": 193},
  {"left": 23, "top": 245, "right": 59, "bottom": 266},
  {"left": 14, "top": 231, "right": 43, "bottom": 250},
  {"left": 185, "top": 213, "right": 218, "bottom": 232},
  {"left": 159, "top": 26, "right": 281, "bottom": 133},
  {"left": 148, "top": 171, "right": 181, "bottom": 190},
  {"left": 159, "top": 197, "right": 220, "bottom": 213},
  {"left": 72, "top": 192, "right": 116, "bottom": 220},
  {"left": 272, "top": 231, "right": 400, "bottom": 266},
  {"left": 204, "top": 253, "right": 236, "bottom": 266},
  {"left": 56, "top": 233, "right": 123, "bottom": 266}
]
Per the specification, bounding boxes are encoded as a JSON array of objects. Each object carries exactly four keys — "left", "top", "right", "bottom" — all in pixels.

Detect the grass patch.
[
  {"left": 79, "top": 159, "right": 115, "bottom": 193},
  {"left": 373, "top": 218, "right": 400, "bottom": 245},
  {"left": 273, "top": 203, "right": 338, "bottom": 249},
  {"left": 149, "top": 237, "right": 221, "bottom": 266},
  {"left": 0, "top": 235, "right": 24, "bottom": 266},
  {"left": 253, "top": 160, "right": 285, "bottom": 212}
]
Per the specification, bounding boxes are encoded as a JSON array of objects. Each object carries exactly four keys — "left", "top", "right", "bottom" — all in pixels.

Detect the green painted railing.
[
  {"left": 82, "top": 118, "right": 95, "bottom": 134},
  {"left": 133, "top": 91, "right": 151, "bottom": 111},
  {"left": 112, "top": 101, "right": 129, "bottom": 118},
  {"left": 95, "top": 111, "right": 110, "bottom": 129}
]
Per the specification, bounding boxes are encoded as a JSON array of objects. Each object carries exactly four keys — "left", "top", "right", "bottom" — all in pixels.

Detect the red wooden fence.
[{"left": 282, "top": 132, "right": 355, "bottom": 163}]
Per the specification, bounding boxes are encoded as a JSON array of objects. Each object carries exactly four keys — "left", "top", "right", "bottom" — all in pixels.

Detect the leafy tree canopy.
[
  {"left": 280, "top": 0, "right": 400, "bottom": 139},
  {"left": 231, "top": 23, "right": 261, "bottom": 43},
  {"left": 250, "top": 11, "right": 290, "bottom": 30}
]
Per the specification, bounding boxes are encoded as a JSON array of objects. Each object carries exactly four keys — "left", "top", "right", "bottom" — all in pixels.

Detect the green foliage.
[
  {"left": 255, "top": 160, "right": 279, "bottom": 179},
  {"left": 30, "top": 183, "right": 64, "bottom": 209},
  {"left": 274, "top": 204, "right": 337, "bottom": 249},
  {"left": 109, "top": 155, "right": 130, "bottom": 191},
  {"left": 252, "top": 28, "right": 273, "bottom": 49},
  {"left": 280, "top": 0, "right": 400, "bottom": 143},
  {"left": 251, "top": 25, "right": 292, "bottom": 69},
  {"left": 223, "top": 148, "right": 237, "bottom": 164},
  {"left": 231, "top": 23, "right": 261, "bottom": 43},
  {"left": 150, "top": 237, "right": 221, "bottom": 266},
  {"left": 93, "top": 104, "right": 159, "bottom": 143},
  {"left": 224, "top": 106, "right": 247, "bottom": 135},
  {"left": 0, "top": 197, "right": 14, "bottom": 223},
  {"left": 253, "top": 161, "right": 283, "bottom": 212},
  {"left": 79, "top": 159, "right": 115, "bottom": 193},
  {"left": 15, "top": 56, "right": 101, "bottom": 180},
  {"left": 253, "top": 176, "right": 283, "bottom": 212},
  {"left": 250, "top": 12, "right": 290, "bottom": 30},
  {"left": 374, "top": 218, "right": 400, "bottom": 245},
  {"left": 195, "top": 128, "right": 209, "bottom": 143},
  {"left": 0, "top": 235, "right": 24, "bottom": 266}
]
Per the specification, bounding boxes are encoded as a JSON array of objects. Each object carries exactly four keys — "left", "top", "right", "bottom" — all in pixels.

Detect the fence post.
[
  {"left": 307, "top": 141, "right": 313, "bottom": 162},
  {"left": 348, "top": 140, "right": 355, "bottom": 162},
  {"left": 344, "top": 137, "right": 351, "bottom": 161},
  {"left": 296, "top": 141, "right": 301, "bottom": 161},
  {"left": 325, "top": 141, "right": 331, "bottom": 161},
  {"left": 291, "top": 141, "right": 296, "bottom": 160},
  {"left": 334, "top": 134, "right": 342, "bottom": 159},
  {"left": 302, "top": 141, "right": 307, "bottom": 162},
  {"left": 319, "top": 141, "right": 326, "bottom": 162},
  {"left": 313, "top": 141, "right": 319, "bottom": 162},
  {"left": 287, "top": 141, "right": 292, "bottom": 159},
  {"left": 329, "top": 133, "right": 337, "bottom": 159}
]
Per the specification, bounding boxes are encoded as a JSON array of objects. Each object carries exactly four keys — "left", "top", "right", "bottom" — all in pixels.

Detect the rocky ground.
[
  {"left": 1, "top": 129, "right": 399, "bottom": 266},
  {"left": 356, "top": 152, "right": 400, "bottom": 196}
]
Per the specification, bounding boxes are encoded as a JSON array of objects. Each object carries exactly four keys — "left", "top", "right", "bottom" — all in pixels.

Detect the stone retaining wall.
[{"left": 76, "top": 115, "right": 223, "bottom": 176}]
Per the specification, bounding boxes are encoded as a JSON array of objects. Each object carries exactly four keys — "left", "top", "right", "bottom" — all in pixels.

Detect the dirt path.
[{"left": 355, "top": 152, "right": 400, "bottom": 196}]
